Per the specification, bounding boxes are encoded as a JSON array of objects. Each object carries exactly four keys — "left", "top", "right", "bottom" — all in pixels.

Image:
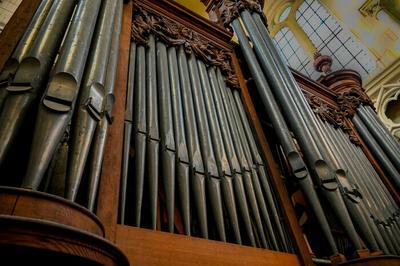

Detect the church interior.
[{"left": 0, "top": 0, "right": 399, "bottom": 265}]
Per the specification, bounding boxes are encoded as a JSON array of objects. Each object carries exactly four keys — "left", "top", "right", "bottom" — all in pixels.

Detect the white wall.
[{"left": 0, "top": 0, "right": 22, "bottom": 33}]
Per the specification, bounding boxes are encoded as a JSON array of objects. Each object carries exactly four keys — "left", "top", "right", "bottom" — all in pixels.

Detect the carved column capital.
[
  {"left": 219, "top": 0, "right": 263, "bottom": 28},
  {"left": 131, "top": 2, "right": 240, "bottom": 89},
  {"left": 318, "top": 69, "right": 374, "bottom": 117}
]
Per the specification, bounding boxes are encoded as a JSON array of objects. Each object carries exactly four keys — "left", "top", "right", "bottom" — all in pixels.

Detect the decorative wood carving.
[
  {"left": 319, "top": 69, "right": 375, "bottom": 117},
  {"left": 305, "top": 93, "right": 361, "bottom": 146},
  {"left": 313, "top": 52, "right": 332, "bottom": 74},
  {"left": 131, "top": 2, "right": 240, "bottom": 89},
  {"left": 219, "top": 0, "right": 263, "bottom": 28}
]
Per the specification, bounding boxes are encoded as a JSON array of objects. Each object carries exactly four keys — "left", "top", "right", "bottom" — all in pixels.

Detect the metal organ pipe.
[
  {"left": 0, "top": 0, "right": 54, "bottom": 109},
  {"left": 0, "top": 0, "right": 77, "bottom": 167},
  {"left": 21, "top": 0, "right": 102, "bottom": 190},
  {"left": 66, "top": 0, "right": 118, "bottom": 201}
]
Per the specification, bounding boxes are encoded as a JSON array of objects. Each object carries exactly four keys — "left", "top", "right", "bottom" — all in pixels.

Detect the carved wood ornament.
[
  {"left": 306, "top": 93, "right": 361, "bottom": 146},
  {"left": 219, "top": 0, "right": 263, "bottom": 28},
  {"left": 131, "top": 2, "right": 240, "bottom": 89},
  {"left": 336, "top": 89, "right": 375, "bottom": 117}
]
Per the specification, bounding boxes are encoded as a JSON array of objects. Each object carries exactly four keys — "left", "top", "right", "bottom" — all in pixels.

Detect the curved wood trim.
[
  {"left": 0, "top": 215, "right": 129, "bottom": 266},
  {"left": 0, "top": 186, "right": 104, "bottom": 236}
]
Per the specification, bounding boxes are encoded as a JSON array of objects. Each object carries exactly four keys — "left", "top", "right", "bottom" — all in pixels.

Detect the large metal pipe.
[
  {"left": 0, "top": 0, "right": 54, "bottom": 109},
  {"left": 358, "top": 107, "right": 400, "bottom": 171},
  {"left": 215, "top": 69, "right": 268, "bottom": 249},
  {"left": 239, "top": 11, "right": 365, "bottom": 251},
  {"left": 39, "top": 0, "right": 101, "bottom": 196},
  {"left": 46, "top": 129, "right": 69, "bottom": 198},
  {"left": 86, "top": 0, "right": 123, "bottom": 212},
  {"left": 204, "top": 64, "right": 255, "bottom": 247},
  {"left": 334, "top": 129, "right": 394, "bottom": 253},
  {"left": 363, "top": 105, "right": 400, "bottom": 151},
  {"left": 232, "top": 89, "right": 290, "bottom": 250},
  {"left": 188, "top": 56, "right": 224, "bottom": 240},
  {"left": 231, "top": 18, "right": 338, "bottom": 254},
  {"left": 352, "top": 115, "right": 400, "bottom": 190},
  {"left": 133, "top": 45, "right": 147, "bottom": 227},
  {"left": 198, "top": 61, "right": 240, "bottom": 242},
  {"left": 22, "top": 0, "right": 100, "bottom": 189},
  {"left": 145, "top": 35, "right": 160, "bottom": 230},
  {"left": 66, "top": 0, "right": 118, "bottom": 201},
  {"left": 177, "top": 46, "right": 207, "bottom": 238},
  {"left": 167, "top": 46, "right": 191, "bottom": 235},
  {"left": 156, "top": 41, "right": 176, "bottom": 233},
  {"left": 120, "top": 42, "right": 136, "bottom": 224},
  {"left": 0, "top": 0, "right": 77, "bottom": 167},
  {"left": 315, "top": 117, "right": 379, "bottom": 252}
]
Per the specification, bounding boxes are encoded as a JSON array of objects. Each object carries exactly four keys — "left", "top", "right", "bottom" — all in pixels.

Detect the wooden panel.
[
  {"left": 0, "top": 0, "right": 41, "bottom": 70},
  {"left": 96, "top": 1, "right": 133, "bottom": 242},
  {"left": 230, "top": 53, "right": 313, "bottom": 266},
  {"left": 116, "top": 225, "right": 301, "bottom": 266}
]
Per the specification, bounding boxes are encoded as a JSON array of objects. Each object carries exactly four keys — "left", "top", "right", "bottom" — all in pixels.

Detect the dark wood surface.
[
  {"left": 338, "top": 256, "right": 400, "bottom": 266},
  {"left": 0, "top": 0, "right": 41, "bottom": 70},
  {"left": 116, "top": 225, "right": 301, "bottom": 266},
  {"left": 0, "top": 186, "right": 104, "bottom": 236},
  {"left": 0, "top": 215, "right": 129, "bottom": 266},
  {"left": 96, "top": 1, "right": 133, "bottom": 242}
]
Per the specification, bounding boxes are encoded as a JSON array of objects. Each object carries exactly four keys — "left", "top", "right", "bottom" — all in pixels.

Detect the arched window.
[
  {"left": 273, "top": 27, "right": 320, "bottom": 79},
  {"left": 296, "top": 0, "right": 377, "bottom": 80}
]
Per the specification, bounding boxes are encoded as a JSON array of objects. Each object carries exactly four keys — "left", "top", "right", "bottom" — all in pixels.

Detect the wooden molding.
[
  {"left": 116, "top": 225, "right": 301, "bottom": 266},
  {"left": 96, "top": 1, "right": 133, "bottom": 242}
]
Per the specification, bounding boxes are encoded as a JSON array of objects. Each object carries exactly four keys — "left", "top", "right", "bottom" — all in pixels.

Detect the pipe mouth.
[
  {"left": 287, "top": 151, "right": 308, "bottom": 179},
  {"left": 314, "top": 160, "right": 338, "bottom": 191}
]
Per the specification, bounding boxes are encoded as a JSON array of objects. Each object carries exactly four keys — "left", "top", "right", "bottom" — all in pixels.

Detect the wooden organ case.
[{"left": 0, "top": 1, "right": 399, "bottom": 266}]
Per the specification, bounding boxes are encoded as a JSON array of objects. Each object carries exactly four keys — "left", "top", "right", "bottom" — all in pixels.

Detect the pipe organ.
[{"left": 0, "top": 0, "right": 399, "bottom": 265}]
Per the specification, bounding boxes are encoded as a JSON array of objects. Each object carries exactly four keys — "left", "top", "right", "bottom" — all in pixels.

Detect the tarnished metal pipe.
[
  {"left": 363, "top": 105, "right": 400, "bottom": 151},
  {"left": 232, "top": 89, "right": 291, "bottom": 250},
  {"left": 133, "top": 45, "right": 147, "bottom": 227},
  {"left": 86, "top": 0, "right": 123, "bottom": 212},
  {"left": 177, "top": 46, "right": 207, "bottom": 238},
  {"left": 0, "top": 0, "right": 54, "bottom": 109},
  {"left": 156, "top": 41, "right": 176, "bottom": 233},
  {"left": 358, "top": 107, "right": 400, "bottom": 171},
  {"left": 21, "top": 0, "right": 100, "bottom": 189},
  {"left": 66, "top": 0, "right": 118, "bottom": 201},
  {"left": 197, "top": 61, "right": 238, "bottom": 242},
  {"left": 0, "top": 0, "right": 77, "bottom": 167},
  {"left": 239, "top": 11, "right": 365, "bottom": 252},
  {"left": 215, "top": 69, "right": 268, "bottom": 248},
  {"left": 188, "top": 55, "right": 224, "bottom": 240},
  {"left": 315, "top": 117, "right": 379, "bottom": 252},
  {"left": 167, "top": 46, "right": 191, "bottom": 235},
  {"left": 231, "top": 18, "right": 338, "bottom": 254},
  {"left": 352, "top": 115, "right": 400, "bottom": 190},
  {"left": 120, "top": 42, "right": 136, "bottom": 224},
  {"left": 145, "top": 35, "right": 160, "bottom": 230}
]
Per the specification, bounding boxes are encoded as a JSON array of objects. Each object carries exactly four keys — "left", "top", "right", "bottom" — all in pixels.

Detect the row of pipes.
[
  {"left": 230, "top": 7, "right": 400, "bottom": 256},
  {"left": 120, "top": 35, "right": 294, "bottom": 250},
  {"left": 0, "top": 0, "right": 123, "bottom": 212}
]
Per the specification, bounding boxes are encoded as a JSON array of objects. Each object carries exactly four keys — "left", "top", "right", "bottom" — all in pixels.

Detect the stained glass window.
[
  {"left": 273, "top": 27, "right": 320, "bottom": 79},
  {"left": 296, "top": 0, "right": 377, "bottom": 80}
]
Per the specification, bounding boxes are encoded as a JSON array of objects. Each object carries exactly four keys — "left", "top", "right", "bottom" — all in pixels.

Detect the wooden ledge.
[
  {"left": 0, "top": 186, "right": 104, "bottom": 236},
  {"left": 0, "top": 215, "right": 129, "bottom": 266},
  {"left": 116, "top": 225, "right": 301, "bottom": 266}
]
